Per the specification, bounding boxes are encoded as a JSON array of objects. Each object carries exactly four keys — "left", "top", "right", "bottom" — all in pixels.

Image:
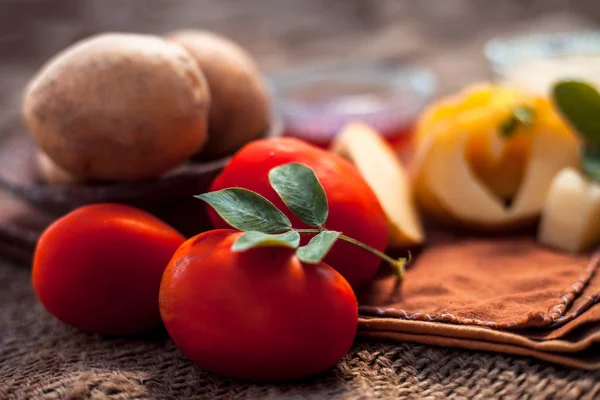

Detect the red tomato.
[
  {"left": 208, "top": 137, "right": 388, "bottom": 287},
  {"left": 33, "top": 203, "right": 185, "bottom": 335},
  {"left": 159, "top": 229, "right": 358, "bottom": 381}
]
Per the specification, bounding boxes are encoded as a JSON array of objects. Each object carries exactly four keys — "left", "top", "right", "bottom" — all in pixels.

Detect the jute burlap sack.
[{"left": 2, "top": 260, "right": 600, "bottom": 399}]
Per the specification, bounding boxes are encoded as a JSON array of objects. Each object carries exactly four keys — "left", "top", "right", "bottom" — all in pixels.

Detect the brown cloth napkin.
[
  {"left": 357, "top": 228, "right": 600, "bottom": 370},
  {"left": 2, "top": 193, "right": 600, "bottom": 369}
]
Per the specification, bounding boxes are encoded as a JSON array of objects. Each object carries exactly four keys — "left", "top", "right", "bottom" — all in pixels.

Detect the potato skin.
[
  {"left": 37, "top": 151, "right": 84, "bottom": 185},
  {"left": 168, "top": 30, "right": 271, "bottom": 159},
  {"left": 23, "top": 33, "right": 210, "bottom": 181}
]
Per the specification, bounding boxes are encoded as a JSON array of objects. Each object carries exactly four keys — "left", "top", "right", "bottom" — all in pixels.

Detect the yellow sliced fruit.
[
  {"left": 538, "top": 168, "right": 600, "bottom": 253},
  {"left": 465, "top": 126, "right": 532, "bottom": 200},
  {"left": 416, "top": 84, "right": 536, "bottom": 201},
  {"left": 416, "top": 125, "right": 578, "bottom": 228},
  {"left": 413, "top": 83, "right": 579, "bottom": 230},
  {"left": 331, "top": 122, "right": 424, "bottom": 248}
]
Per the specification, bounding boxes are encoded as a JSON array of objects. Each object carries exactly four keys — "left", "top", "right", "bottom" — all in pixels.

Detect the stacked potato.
[{"left": 23, "top": 31, "right": 271, "bottom": 184}]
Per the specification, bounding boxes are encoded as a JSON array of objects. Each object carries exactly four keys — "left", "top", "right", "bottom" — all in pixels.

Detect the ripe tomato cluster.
[{"left": 32, "top": 138, "right": 389, "bottom": 381}]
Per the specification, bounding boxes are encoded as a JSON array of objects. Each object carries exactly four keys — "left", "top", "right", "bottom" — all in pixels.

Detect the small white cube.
[{"left": 538, "top": 167, "right": 600, "bottom": 253}]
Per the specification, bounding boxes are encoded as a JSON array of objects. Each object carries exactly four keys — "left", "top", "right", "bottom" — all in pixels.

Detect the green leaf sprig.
[
  {"left": 196, "top": 162, "right": 410, "bottom": 280},
  {"left": 552, "top": 80, "right": 600, "bottom": 182},
  {"left": 500, "top": 105, "right": 534, "bottom": 139}
]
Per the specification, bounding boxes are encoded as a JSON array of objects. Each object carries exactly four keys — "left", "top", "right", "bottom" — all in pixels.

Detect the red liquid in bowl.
[
  {"left": 280, "top": 81, "right": 422, "bottom": 149},
  {"left": 285, "top": 120, "right": 415, "bottom": 149}
]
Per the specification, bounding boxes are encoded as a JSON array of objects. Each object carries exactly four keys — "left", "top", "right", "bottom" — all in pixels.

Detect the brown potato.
[
  {"left": 168, "top": 30, "right": 271, "bottom": 159},
  {"left": 23, "top": 33, "right": 210, "bottom": 181},
  {"left": 36, "top": 151, "right": 84, "bottom": 185}
]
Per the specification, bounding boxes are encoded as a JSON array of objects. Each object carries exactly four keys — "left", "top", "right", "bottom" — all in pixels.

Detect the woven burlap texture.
[{"left": 2, "top": 260, "right": 600, "bottom": 400}]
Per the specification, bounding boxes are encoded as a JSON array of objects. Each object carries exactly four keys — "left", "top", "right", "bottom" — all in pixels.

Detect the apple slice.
[
  {"left": 538, "top": 167, "right": 600, "bottom": 253},
  {"left": 331, "top": 122, "right": 424, "bottom": 248}
]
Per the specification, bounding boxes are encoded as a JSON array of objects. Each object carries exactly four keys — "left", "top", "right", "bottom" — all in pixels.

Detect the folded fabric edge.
[
  {"left": 359, "top": 254, "right": 600, "bottom": 331},
  {"left": 358, "top": 316, "right": 600, "bottom": 354},
  {"left": 357, "top": 330, "right": 600, "bottom": 371}
]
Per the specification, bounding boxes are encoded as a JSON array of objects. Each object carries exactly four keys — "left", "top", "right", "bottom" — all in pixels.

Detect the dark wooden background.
[{"left": 1, "top": 0, "right": 599, "bottom": 112}]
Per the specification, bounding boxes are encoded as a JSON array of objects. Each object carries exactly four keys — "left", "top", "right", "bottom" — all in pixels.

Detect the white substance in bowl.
[{"left": 502, "top": 55, "right": 600, "bottom": 95}]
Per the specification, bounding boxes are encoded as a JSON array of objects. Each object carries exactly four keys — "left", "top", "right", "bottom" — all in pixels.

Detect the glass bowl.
[
  {"left": 266, "top": 62, "right": 436, "bottom": 148},
  {"left": 484, "top": 31, "right": 600, "bottom": 94}
]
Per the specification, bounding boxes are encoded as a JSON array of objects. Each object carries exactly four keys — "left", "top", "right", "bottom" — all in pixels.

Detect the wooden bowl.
[{"left": 0, "top": 117, "right": 283, "bottom": 218}]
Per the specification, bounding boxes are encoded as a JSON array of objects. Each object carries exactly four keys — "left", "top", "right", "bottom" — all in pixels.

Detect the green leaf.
[
  {"left": 196, "top": 188, "right": 291, "bottom": 233},
  {"left": 296, "top": 231, "right": 340, "bottom": 264},
  {"left": 500, "top": 105, "right": 534, "bottom": 138},
  {"left": 581, "top": 145, "right": 600, "bottom": 182},
  {"left": 268, "top": 163, "right": 328, "bottom": 227},
  {"left": 232, "top": 231, "right": 300, "bottom": 252},
  {"left": 552, "top": 80, "right": 600, "bottom": 145}
]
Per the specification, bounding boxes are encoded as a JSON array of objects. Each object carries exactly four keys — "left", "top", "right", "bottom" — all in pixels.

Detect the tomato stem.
[{"left": 295, "top": 229, "right": 409, "bottom": 280}]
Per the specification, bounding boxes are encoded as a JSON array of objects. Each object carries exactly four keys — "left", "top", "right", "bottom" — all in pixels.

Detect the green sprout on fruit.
[
  {"left": 500, "top": 105, "right": 534, "bottom": 139},
  {"left": 196, "top": 162, "right": 410, "bottom": 280}
]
